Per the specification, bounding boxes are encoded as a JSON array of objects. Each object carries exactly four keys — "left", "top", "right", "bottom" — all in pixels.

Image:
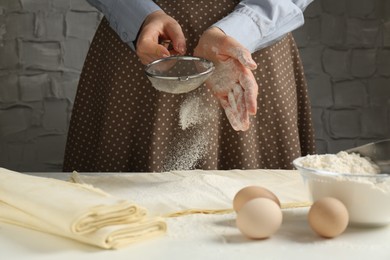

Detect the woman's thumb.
[{"left": 225, "top": 46, "right": 257, "bottom": 70}]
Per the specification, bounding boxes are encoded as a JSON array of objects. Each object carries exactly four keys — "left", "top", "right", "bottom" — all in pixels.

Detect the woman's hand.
[
  {"left": 136, "top": 10, "right": 186, "bottom": 64},
  {"left": 194, "top": 27, "right": 258, "bottom": 131}
]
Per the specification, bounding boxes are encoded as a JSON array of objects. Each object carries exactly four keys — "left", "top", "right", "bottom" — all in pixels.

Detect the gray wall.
[
  {"left": 297, "top": 0, "right": 390, "bottom": 154},
  {"left": 0, "top": 0, "right": 389, "bottom": 172}
]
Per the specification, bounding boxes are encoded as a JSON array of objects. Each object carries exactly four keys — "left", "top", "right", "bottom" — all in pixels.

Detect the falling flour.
[
  {"left": 162, "top": 92, "right": 218, "bottom": 171},
  {"left": 161, "top": 126, "right": 209, "bottom": 171},
  {"left": 179, "top": 95, "right": 206, "bottom": 130}
]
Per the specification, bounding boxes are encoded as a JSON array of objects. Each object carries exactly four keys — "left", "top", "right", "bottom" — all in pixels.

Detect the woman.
[{"left": 63, "top": 0, "right": 316, "bottom": 172}]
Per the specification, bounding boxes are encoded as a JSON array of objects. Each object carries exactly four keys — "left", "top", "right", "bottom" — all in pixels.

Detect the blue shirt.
[{"left": 87, "top": 0, "right": 314, "bottom": 53}]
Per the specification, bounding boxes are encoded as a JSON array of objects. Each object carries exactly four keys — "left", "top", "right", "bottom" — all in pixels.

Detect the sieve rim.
[{"left": 144, "top": 56, "right": 215, "bottom": 81}]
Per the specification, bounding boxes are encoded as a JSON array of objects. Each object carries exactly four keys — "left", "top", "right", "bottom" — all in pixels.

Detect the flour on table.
[{"left": 298, "top": 151, "right": 380, "bottom": 175}]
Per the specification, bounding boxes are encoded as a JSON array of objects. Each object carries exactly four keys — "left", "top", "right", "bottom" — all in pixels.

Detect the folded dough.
[
  {"left": 0, "top": 201, "right": 166, "bottom": 249},
  {"left": 0, "top": 168, "right": 166, "bottom": 249}
]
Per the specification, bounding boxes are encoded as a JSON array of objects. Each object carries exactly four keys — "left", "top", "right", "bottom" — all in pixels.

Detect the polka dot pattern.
[{"left": 63, "top": 0, "right": 316, "bottom": 172}]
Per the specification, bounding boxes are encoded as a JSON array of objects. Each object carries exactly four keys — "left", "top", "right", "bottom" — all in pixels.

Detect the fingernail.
[
  {"left": 246, "top": 57, "right": 257, "bottom": 68},
  {"left": 178, "top": 43, "right": 186, "bottom": 54}
]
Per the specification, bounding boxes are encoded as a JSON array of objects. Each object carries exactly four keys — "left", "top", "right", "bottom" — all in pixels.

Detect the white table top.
[{"left": 1, "top": 170, "right": 390, "bottom": 260}]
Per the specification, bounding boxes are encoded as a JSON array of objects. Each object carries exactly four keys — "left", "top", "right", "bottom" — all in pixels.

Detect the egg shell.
[
  {"left": 308, "top": 197, "right": 349, "bottom": 238},
  {"left": 233, "top": 186, "right": 281, "bottom": 212},
  {"left": 236, "top": 197, "right": 283, "bottom": 239}
]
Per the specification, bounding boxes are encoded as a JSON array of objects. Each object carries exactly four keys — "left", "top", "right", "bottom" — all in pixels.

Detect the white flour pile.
[
  {"left": 298, "top": 151, "right": 390, "bottom": 225},
  {"left": 298, "top": 151, "right": 380, "bottom": 175}
]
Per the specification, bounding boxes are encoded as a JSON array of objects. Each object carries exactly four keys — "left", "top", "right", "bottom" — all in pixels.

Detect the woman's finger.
[
  {"left": 220, "top": 99, "right": 241, "bottom": 131},
  {"left": 233, "top": 84, "right": 249, "bottom": 126},
  {"left": 164, "top": 22, "right": 186, "bottom": 55},
  {"left": 220, "top": 97, "right": 248, "bottom": 131},
  {"left": 239, "top": 71, "right": 258, "bottom": 115},
  {"left": 218, "top": 37, "right": 257, "bottom": 69},
  {"left": 136, "top": 41, "right": 170, "bottom": 64},
  {"left": 235, "top": 49, "right": 257, "bottom": 70},
  {"left": 228, "top": 90, "right": 238, "bottom": 112}
]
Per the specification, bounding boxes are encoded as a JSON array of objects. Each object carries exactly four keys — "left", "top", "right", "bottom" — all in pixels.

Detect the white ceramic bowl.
[{"left": 293, "top": 156, "right": 390, "bottom": 226}]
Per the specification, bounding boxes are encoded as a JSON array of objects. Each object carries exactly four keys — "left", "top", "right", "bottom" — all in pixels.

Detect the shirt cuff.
[
  {"left": 108, "top": 0, "right": 161, "bottom": 50},
  {"left": 213, "top": 4, "right": 304, "bottom": 53},
  {"left": 213, "top": 12, "right": 262, "bottom": 53}
]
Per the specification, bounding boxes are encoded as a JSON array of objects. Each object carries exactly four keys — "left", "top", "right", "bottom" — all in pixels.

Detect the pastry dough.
[
  {"left": 70, "top": 169, "right": 312, "bottom": 218},
  {"left": 164, "top": 202, "right": 312, "bottom": 218},
  {"left": 0, "top": 168, "right": 166, "bottom": 249}
]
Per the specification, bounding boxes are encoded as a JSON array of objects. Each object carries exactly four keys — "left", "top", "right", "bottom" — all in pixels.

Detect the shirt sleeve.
[
  {"left": 86, "top": 0, "right": 161, "bottom": 50},
  {"left": 213, "top": 0, "right": 314, "bottom": 53}
]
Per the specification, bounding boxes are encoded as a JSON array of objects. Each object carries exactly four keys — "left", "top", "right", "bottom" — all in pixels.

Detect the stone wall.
[
  {"left": 296, "top": 0, "right": 390, "bottom": 154},
  {"left": 0, "top": 0, "right": 389, "bottom": 172},
  {"left": 0, "top": 0, "right": 102, "bottom": 171}
]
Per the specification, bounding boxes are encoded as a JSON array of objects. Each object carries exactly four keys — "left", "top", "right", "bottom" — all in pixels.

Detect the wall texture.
[
  {"left": 297, "top": 0, "right": 390, "bottom": 154},
  {"left": 0, "top": 0, "right": 389, "bottom": 172},
  {"left": 0, "top": 0, "right": 102, "bottom": 171}
]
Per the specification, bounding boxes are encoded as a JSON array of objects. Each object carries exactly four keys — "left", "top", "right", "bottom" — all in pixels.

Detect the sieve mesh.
[{"left": 145, "top": 56, "right": 215, "bottom": 94}]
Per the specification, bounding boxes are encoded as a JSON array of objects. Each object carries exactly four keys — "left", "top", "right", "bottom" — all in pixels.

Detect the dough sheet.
[
  {"left": 71, "top": 169, "right": 311, "bottom": 217},
  {"left": 0, "top": 168, "right": 166, "bottom": 249}
]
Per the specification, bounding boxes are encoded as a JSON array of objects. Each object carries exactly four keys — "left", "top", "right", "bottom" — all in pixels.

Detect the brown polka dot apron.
[{"left": 63, "top": 0, "right": 316, "bottom": 172}]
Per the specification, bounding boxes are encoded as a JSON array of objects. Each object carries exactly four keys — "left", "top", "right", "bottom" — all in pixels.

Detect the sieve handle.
[
  {"left": 159, "top": 39, "right": 174, "bottom": 51},
  {"left": 179, "top": 76, "right": 190, "bottom": 81}
]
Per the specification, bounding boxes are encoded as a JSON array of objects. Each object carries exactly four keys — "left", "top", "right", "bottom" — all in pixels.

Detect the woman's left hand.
[{"left": 194, "top": 27, "right": 258, "bottom": 131}]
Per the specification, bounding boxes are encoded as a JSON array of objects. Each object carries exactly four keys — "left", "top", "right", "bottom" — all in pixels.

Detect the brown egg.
[
  {"left": 233, "top": 185, "right": 281, "bottom": 212},
  {"left": 308, "top": 197, "right": 349, "bottom": 238},
  {"left": 236, "top": 198, "right": 283, "bottom": 239}
]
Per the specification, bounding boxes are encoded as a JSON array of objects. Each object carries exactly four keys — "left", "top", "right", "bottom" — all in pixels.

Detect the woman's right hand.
[{"left": 135, "top": 10, "right": 186, "bottom": 64}]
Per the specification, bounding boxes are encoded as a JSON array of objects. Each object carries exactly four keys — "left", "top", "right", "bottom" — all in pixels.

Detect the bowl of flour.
[{"left": 293, "top": 151, "right": 390, "bottom": 226}]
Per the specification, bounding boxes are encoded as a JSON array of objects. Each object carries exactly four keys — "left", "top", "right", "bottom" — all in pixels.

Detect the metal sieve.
[{"left": 145, "top": 56, "right": 215, "bottom": 94}]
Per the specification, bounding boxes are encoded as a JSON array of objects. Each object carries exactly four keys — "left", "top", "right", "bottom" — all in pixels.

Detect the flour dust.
[{"left": 162, "top": 92, "right": 217, "bottom": 171}]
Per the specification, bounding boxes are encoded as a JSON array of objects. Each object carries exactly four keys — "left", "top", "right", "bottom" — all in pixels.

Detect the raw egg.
[
  {"left": 308, "top": 197, "right": 349, "bottom": 238},
  {"left": 233, "top": 186, "right": 281, "bottom": 212},
  {"left": 236, "top": 197, "right": 283, "bottom": 239}
]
